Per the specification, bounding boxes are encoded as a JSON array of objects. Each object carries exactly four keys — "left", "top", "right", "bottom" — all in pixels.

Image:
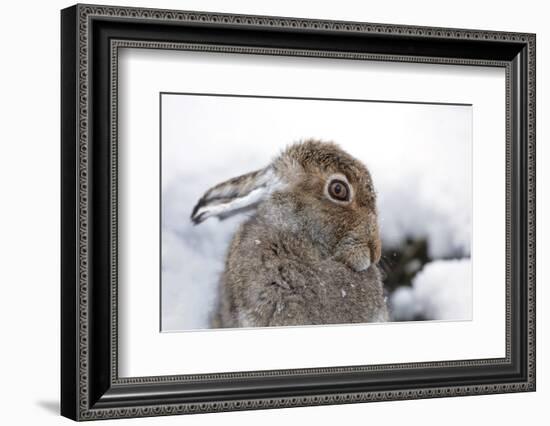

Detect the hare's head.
[{"left": 191, "top": 140, "right": 381, "bottom": 272}]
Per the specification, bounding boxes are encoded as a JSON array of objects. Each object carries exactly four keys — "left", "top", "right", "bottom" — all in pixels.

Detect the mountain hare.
[{"left": 191, "top": 140, "right": 388, "bottom": 327}]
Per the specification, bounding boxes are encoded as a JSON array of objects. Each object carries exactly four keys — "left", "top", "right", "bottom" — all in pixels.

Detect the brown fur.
[{"left": 193, "top": 139, "right": 388, "bottom": 327}]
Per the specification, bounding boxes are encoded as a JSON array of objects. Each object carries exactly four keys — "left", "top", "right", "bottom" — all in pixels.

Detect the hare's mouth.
[
  {"left": 345, "top": 249, "right": 372, "bottom": 272},
  {"left": 334, "top": 245, "right": 373, "bottom": 272},
  {"left": 349, "top": 255, "right": 372, "bottom": 272}
]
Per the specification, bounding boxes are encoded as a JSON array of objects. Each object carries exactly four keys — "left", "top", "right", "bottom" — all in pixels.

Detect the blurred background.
[{"left": 161, "top": 93, "right": 472, "bottom": 331}]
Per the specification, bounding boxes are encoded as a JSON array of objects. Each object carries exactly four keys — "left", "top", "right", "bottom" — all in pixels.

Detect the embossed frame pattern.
[{"left": 61, "top": 3, "right": 536, "bottom": 421}]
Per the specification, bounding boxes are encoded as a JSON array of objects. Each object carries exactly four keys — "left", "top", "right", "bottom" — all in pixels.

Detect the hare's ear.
[{"left": 190, "top": 167, "right": 282, "bottom": 224}]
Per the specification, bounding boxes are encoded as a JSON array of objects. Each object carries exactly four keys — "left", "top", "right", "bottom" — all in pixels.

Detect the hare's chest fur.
[{"left": 214, "top": 219, "right": 388, "bottom": 328}]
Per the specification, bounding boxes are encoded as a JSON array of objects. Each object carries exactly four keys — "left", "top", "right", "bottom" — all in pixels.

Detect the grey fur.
[{"left": 192, "top": 140, "right": 388, "bottom": 327}]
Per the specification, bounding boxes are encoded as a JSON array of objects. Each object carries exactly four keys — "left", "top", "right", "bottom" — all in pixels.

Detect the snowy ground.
[
  {"left": 161, "top": 94, "right": 472, "bottom": 331},
  {"left": 390, "top": 259, "right": 472, "bottom": 321}
]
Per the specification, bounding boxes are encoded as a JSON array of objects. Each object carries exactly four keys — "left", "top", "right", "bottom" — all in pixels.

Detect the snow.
[
  {"left": 161, "top": 94, "right": 472, "bottom": 331},
  {"left": 161, "top": 182, "right": 247, "bottom": 330},
  {"left": 390, "top": 259, "right": 472, "bottom": 321}
]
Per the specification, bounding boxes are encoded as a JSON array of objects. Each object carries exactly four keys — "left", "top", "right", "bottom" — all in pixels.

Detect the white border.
[{"left": 118, "top": 48, "right": 506, "bottom": 377}]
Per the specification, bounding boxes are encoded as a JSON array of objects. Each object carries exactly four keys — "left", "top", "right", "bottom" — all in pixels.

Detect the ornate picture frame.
[{"left": 61, "top": 3, "right": 536, "bottom": 421}]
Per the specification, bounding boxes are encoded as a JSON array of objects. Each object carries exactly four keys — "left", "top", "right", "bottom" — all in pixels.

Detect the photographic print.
[
  {"left": 161, "top": 93, "right": 472, "bottom": 331},
  {"left": 61, "top": 6, "right": 536, "bottom": 419}
]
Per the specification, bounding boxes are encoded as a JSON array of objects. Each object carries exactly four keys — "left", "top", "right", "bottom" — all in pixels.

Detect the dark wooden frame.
[{"left": 61, "top": 3, "right": 536, "bottom": 421}]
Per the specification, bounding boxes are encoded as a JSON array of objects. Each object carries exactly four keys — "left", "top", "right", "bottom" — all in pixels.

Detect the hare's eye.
[{"left": 328, "top": 179, "right": 350, "bottom": 202}]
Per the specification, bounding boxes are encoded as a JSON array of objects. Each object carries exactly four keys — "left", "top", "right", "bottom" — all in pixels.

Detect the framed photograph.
[{"left": 61, "top": 4, "right": 536, "bottom": 421}]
